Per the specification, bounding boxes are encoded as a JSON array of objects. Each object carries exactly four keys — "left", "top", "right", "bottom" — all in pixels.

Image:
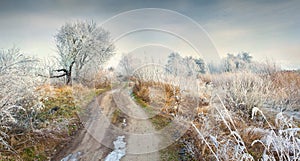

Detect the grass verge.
[{"left": 1, "top": 85, "right": 110, "bottom": 160}]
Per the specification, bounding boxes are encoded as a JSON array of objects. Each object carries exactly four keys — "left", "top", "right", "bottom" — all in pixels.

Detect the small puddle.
[
  {"left": 104, "top": 135, "right": 126, "bottom": 161},
  {"left": 61, "top": 136, "right": 126, "bottom": 161},
  {"left": 61, "top": 151, "right": 82, "bottom": 161}
]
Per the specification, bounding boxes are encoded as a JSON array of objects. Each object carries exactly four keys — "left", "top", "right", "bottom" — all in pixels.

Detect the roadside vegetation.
[{"left": 126, "top": 51, "right": 300, "bottom": 161}]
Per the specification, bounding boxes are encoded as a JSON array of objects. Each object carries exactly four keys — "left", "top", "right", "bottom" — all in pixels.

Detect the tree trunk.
[
  {"left": 66, "top": 71, "right": 72, "bottom": 85},
  {"left": 66, "top": 61, "right": 75, "bottom": 85}
]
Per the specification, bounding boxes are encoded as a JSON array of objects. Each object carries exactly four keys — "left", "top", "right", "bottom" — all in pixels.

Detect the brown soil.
[{"left": 52, "top": 88, "right": 162, "bottom": 161}]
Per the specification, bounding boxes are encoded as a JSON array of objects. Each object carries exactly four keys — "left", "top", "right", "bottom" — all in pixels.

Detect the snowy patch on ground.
[
  {"left": 61, "top": 151, "right": 82, "bottom": 161},
  {"left": 104, "top": 135, "right": 126, "bottom": 161}
]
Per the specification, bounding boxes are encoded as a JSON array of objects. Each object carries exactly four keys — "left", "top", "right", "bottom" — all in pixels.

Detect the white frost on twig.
[{"left": 251, "top": 107, "right": 262, "bottom": 119}]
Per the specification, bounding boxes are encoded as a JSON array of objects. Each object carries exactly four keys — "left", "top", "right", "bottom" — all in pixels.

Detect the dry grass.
[
  {"left": 132, "top": 79, "right": 180, "bottom": 110},
  {"left": 132, "top": 80, "right": 151, "bottom": 103},
  {"left": 269, "top": 71, "right": 300, "bottom": 111}
]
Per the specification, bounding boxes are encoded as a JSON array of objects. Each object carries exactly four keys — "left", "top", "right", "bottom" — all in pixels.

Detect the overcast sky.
[{"left": 0, "top": 0, "right": 299, "bottom": 69}]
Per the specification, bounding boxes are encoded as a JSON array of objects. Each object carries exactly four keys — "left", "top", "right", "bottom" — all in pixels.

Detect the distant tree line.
[
  {"left": 118, "top": 51, "right": 274, "bottom": 78},
  {"left": 208, "top": 52, "right": 279, "bottom": 74},
  {"left": 166, "top": 51, "right": 280, "bottom": 75},
  {"left": 165, "top": 52, "right": 207, "bottom": 77}
]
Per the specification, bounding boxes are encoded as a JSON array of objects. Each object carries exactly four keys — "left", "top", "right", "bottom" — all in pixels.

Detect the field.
[{"left": 131, "top": 70, "right": 300, "bottom": 160}]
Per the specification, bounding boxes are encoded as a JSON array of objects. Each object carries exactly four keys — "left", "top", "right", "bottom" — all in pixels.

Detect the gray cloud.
[{"left": 0, "top": 0, "right": 299, "bottom": 69}]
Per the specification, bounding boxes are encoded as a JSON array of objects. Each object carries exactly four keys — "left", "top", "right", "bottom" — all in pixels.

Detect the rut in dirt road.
[
  {"left": 112, "top": 89, "right": 161, "bottom": 161},
  {"left": 55, "top": 91, "right": 118, "bottom": 160},
  {"left": 57, "top": 88, "right": 163, "bottom": 161}
]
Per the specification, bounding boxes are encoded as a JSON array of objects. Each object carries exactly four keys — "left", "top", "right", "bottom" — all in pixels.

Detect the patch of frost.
[
  {"left": 104, "top": 135, "right": 126, "bottom": 161},
  {"left": 61, "top": 151, "right": 82, "bottom": 161}
]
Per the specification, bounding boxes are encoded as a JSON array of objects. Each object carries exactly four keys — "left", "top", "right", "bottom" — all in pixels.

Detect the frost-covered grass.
[
  {"left": 192, "top": 100, "right": 300, "bottom": 160},
  {"left": 151, "top": 71, "right": 300, "bottom": 160},
  {"left": 211, "top": 71, "right": 300, "bottom": 114},
  {"left": 189, "top": 71, "right": 300, "bottom": 160}
]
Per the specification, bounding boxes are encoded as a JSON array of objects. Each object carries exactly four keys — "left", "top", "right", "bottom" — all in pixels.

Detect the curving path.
[{"left": 54, "top": 88, "right": 161, "bottom": 161}]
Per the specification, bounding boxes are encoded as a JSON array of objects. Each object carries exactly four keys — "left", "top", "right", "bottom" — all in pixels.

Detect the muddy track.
[
  {"left": 113, "top": 89, "right": 160, "bottom": 161},
  {"left": 53, "top": 89, "right": 161, "bottom": 161},
  {"left": 53, "top": 91, "right": 114, "bottom": 160}
]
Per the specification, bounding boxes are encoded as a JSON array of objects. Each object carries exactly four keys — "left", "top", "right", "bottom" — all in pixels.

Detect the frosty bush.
[
  {"left": 212, "top": 72, "right": 274, "bottom": 116},
  {"left": 0, "top": 47, "right": 44, "bottom": 153}
]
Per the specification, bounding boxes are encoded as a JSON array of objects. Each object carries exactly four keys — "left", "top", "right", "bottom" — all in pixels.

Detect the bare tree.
[
  {"left": 194, "top": 58, "right": 207, "bottom": 74},
  {"left": 53, "top": 21, "right": 115, "bottom": 85},
  {"left": 118, "top": 54, "right": 135, "bottom": 77},
  {"left": 222, "top": 52, "right": 253, "bottom": 72},
  {"left": 166, "top": 52, "right": 184, "bottom": 76},
  {"left": 166, "top": 52, "right": 202, "bottom": 77}
]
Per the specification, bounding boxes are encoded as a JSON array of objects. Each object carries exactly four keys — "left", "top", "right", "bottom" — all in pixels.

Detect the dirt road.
[
  {"left": 54, "top": 88, "right": 161, "bottom": 161},
  {"left": 113, "top": 89, "right": 161, "bottom": 161}
]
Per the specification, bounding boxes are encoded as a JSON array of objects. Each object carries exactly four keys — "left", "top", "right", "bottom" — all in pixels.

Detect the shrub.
[
  {"left": 0, "top": 48, "right": 42, "bottom": 154},
  {"left": 212, "top": 72, "right": 273, "bottom": 116}
]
